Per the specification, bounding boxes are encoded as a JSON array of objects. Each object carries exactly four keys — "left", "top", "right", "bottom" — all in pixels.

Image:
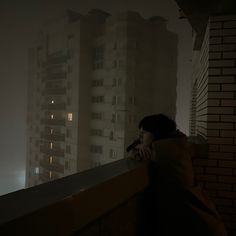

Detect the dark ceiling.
[{"left": 175, "top": 0, "right": 236, "bottom": 49}]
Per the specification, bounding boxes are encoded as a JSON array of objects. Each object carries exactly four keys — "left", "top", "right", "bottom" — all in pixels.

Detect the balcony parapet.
[
  {"left": 40, "top": 118, "right": 66, "bottom": 126},
  {"left": 39, "top": 160, "right": 64, "bottom": 174},
  {"left": 40, "top": 146, "right": 65, "bottom": 157},
  {"left": 42, "top": 88, "right": 66, "bottom": 95},
  {"left": 0, "top": 159, "right": 151, "bottom": 235},
  {"left": 42, "top": 73, "right": 67, "bottom": 81},
  {"left": 41, "top": 103, "right": 66, "bottom": 110},
  {"left": 40, "top": 133, "right": 65, "bottom": 142}
]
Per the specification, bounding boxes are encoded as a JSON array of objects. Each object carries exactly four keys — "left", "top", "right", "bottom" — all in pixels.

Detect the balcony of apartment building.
[
  {"left": 40, "top": 145, "right": 65, "bottom": 157},
  {"left": 42, "top": 72, "right": 67, "bottom": 81},
  {"left": 41, "top": 103, "right": 66, "bottom": 110},
  {"left": 0, "top": 159, "right": 155, "bottom": 236},
  {"left": 39, "top": 169, "right": 60, "bottom": 183},
  {"left": 40, "top": 118, "right": 66, "bottom": 126},
  {"left": 39, "top": 157, "right": 64, "bottom": 174},
  {"left": 42, "top": 87, "right": 67, "bottom": 96},
  {"left": 40, "top": 131, "right": 65, "bottom": 142}
]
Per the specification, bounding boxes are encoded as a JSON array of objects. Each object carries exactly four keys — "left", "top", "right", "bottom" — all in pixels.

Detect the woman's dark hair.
[{"left": 139, "top": 114, "right": 176, "bottom": 139}]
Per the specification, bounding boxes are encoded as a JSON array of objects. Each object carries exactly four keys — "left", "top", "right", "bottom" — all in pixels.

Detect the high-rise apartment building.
[{"left": 26, "top": 9, "right": 177, "bottom": 187}]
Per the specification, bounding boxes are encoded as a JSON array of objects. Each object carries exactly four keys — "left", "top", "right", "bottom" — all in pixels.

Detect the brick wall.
[{"left": 192, "top": 14, "right": 236, "bottom": 234}]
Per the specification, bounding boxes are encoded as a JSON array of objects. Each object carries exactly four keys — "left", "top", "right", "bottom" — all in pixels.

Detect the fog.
[{"left": 0, "top": 0, "right": 192, "bottom": 195}]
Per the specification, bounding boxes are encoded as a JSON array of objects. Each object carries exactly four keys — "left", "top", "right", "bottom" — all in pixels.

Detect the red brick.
[
  {"left": 221, "top": 214, "right": 233, "bottom": 221},
  {"left": 222, "top": 29, "right": 236, "bottom": 36},
  {"left": 209, "top": 37, "right": 222, "bottom": 44},
  {"left": 210, "top": 44, "right": 236, "bottom": 51},
  {"left": 218, "top": 191, "right": 236, "bottom": 199},
  {"left": 209, "top": 145, "right": 219, "bottom": 151},
  {"left": 210, "top": 22, "right": 223, "bottom": 29},
  {"left": 207, "top": 99, "right": 220, "bottom": 106},
  {"left": 206, "top": 167, "right": 232, "bottom": 175},
  {"left": 196, "top": 174, "right": 217, "bottom": 182},
  {"left": 221, "top": 115, "right": 236, "bottom": 122},
  {"left": 220, "top": 130, "right": 236, "bottom": 137},
  {"left": 219, "top": 160, "right": 236, "bottom": 168},
  {"left": 205, "top": 182, "right": 232, "bottom": 191},
  {"left": 209, "top": 52, "right": 222, "bottom": 60},
  {"left": 194, "top": 159, "right": 217, "bottom": 166},
  {"left": 207, "top": 122, "right": 234, "bottom": 129},
  {"left": 208, "top": 76, "right": 234, "bottom": 84},
  {"left": 209, "top": 68, "right": 221, "bottom": 75},
  {"left": 222, "top": 52, "right": 236, "bottom": 59},
  {"left": 219, "top": 176, "right": 236, "bottom": 183},
  {"left": 209, "top": 152, "right": 234, "bottom": 160},
  {"left": 221, "top": 100, "right": 236, "bottom": 106},
  {"left": 208, "top": 107, "right": 234, "bottom": 115},
  {"left": 208, "top": 92, "right": 234, "bottom": 99},
  {"left": 210, "top": 15, "right": 236, "bottom": 22},
  {"left": 208, "top": 85, "right": 221, "bottom": 91},
  {"left": 222, "top": 85, "right": 236, "bottom": 91},
  {"left": 207, "top": 129, "right": 220, "bottom": 137},
  {"left": 220, "top": 145, "right": 236, "bottom": 153},
  {"left": 209, "top": 29, "right": 222, "bottom": 37},
  {"left": 218, "top": 206, "right": 236, "bottom": 214},
  {"left": 223, "top": 68, "right": 236, "bottom": 75},
  {"left": 204, "top": 189, "right": 217, "bottom": 197},
  {"left": 224, "top": 21, "right": 236, "bottom": 28},
  {"left": 223, "top": 36, "right": 236, "bottom": 43},
  {"left": 209, "top": 60, "right": 235, "bottom": 68},
  {"left": 194, "top": 166, "right": 204, "bottom": 174},
  {"left": 207, "top": 137, "right": 233, "bottom": 145},
  {"left": 207, "top": 115, "right": 220, "bottom": 122}
]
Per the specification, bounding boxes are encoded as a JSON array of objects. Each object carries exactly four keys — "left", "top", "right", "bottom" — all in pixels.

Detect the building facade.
[{"left": 26, "top": 10, "right": 177, "bottom": 187}]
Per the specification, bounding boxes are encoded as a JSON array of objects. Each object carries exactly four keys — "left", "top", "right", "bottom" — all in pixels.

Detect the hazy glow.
[
  {"left": 68, "top": 113, "right": 73, "bottom": 121},
  {"left": 35, "top": 167, "right": 39, "bottom": 174}
]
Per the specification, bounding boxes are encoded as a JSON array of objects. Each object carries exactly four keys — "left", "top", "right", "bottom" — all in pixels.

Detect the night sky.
[{"left": 0, "top": 0, "right": 192, "bottom": 195}]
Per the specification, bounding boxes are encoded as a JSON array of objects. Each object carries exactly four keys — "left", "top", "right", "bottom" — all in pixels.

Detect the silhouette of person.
[{"left": 128, "top": 114, "right": 227, "bottom": 235}]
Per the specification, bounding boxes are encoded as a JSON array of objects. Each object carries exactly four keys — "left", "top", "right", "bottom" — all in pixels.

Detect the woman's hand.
[{"left": 135, "top": 144, "right": 152, "bottom": 160}]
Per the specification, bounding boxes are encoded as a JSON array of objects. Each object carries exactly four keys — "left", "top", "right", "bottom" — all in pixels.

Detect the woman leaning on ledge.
[{"left": 127, "top": 114, "right": 227, "bottom": 236}]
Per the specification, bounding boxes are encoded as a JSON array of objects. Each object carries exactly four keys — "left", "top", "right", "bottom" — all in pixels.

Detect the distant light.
[
  {"left": 49, "top": 156, "right": 53, "bottom": 164},
  {"left": 50, "top": 114, "right": 54, "bottom": 119},
  {"left": 49, "top": 171, "right": 52, "bottom": 179},
  {"left": 51, "top": 100, "right": 54, "bottom": 104},
  {"left": 50, "top": 129, "right": 53, "bottom": 134},
  {"left": 68, "top": 113, "right": 73, "bottom": 121},
  {"left": 50, "top": 142, "right": 53, "bottom": 149},
  {"left": 35, "top": 167, "right": 39, "bottom": 174}
]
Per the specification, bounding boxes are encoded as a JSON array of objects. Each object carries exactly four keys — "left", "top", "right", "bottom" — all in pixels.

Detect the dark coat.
[{"left": 150, "top": 133, "right": 228, "bottom": 236}]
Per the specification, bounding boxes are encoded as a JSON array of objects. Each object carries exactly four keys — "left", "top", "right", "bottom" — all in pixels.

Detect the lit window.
[
  {"left": 49, "top": 156, "right": 53, "bottom": 164},
  {"left": 35, "top": 167, "right": 39, "bottom": 174},
  {"left": 68, "top": 113, "right": 73, "bottom": 121},
  {"left": 50, "top": 129, "right": 53, "bottom": 134},
  {"left": 50, "top": 114, "right": 54, "bottom": 119},
  {"left": 49, "top": 171, "right": 52, "bottom": 179},
  {"left": 51, "top": 100, "right": 54, "bottom": 104},
  {"left": 50, "top": 142, "right": 53, "bottom": 149}
]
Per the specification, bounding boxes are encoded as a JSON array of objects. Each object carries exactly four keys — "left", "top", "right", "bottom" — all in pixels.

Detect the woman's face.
[{"left": 139, "top": 127, "right": 155, "bottom": 146}]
